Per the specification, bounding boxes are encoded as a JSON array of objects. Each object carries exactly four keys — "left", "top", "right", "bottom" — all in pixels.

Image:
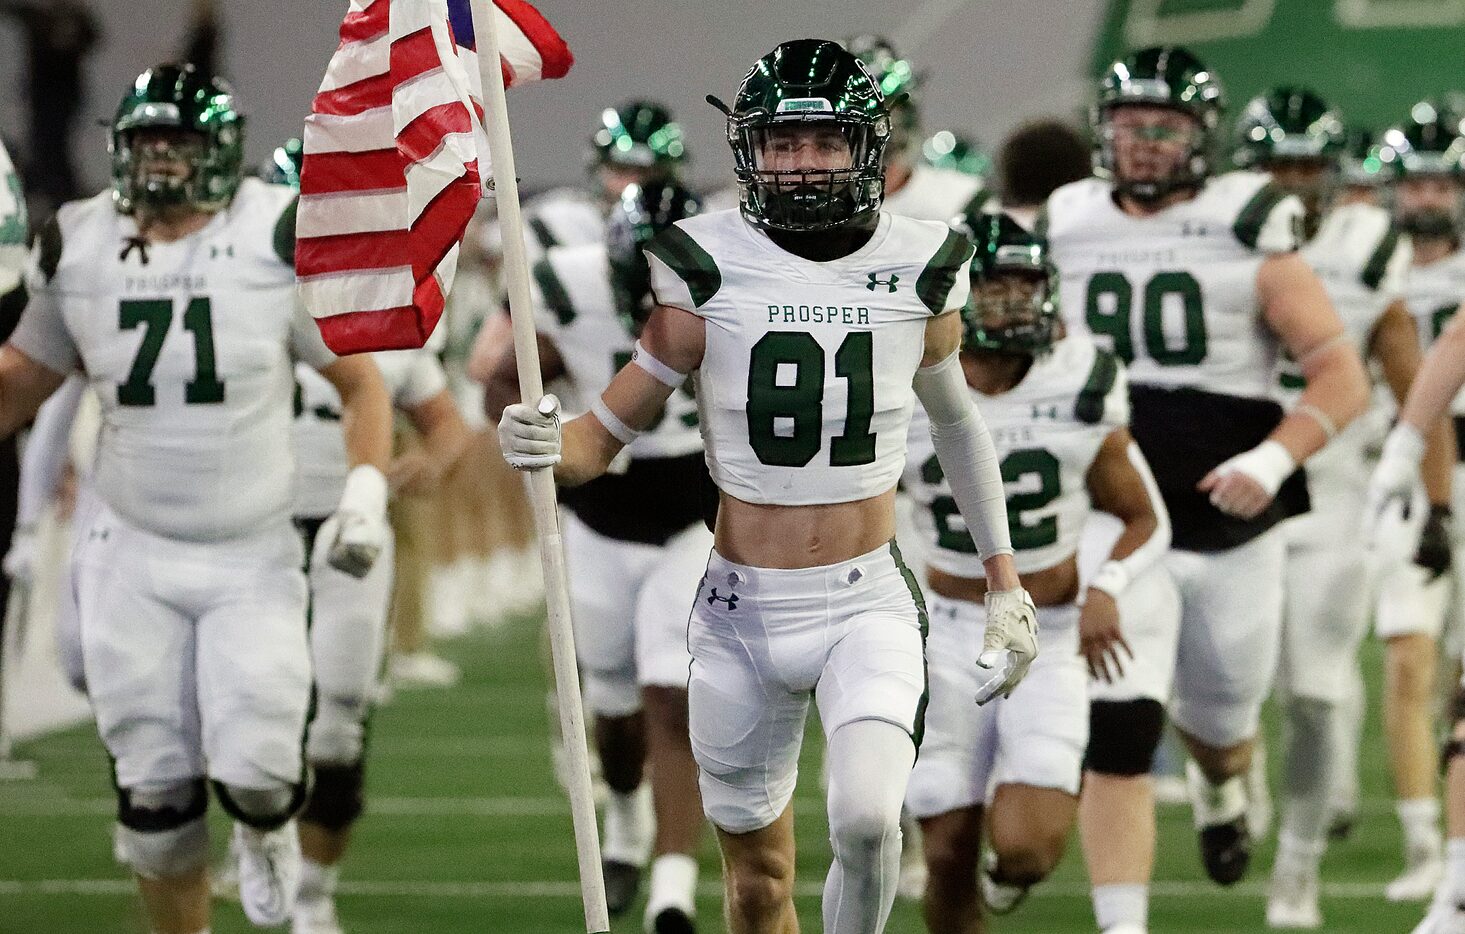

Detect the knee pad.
[
  {"left": 583, "top": 666, "right": 640, "bottom": 718},
  {"left": 307, "top": 695, "right": 369, "bottom": 765},
  {"left": 1084, "top": 699, "right": 1165, "bottom": 777},
  {"left": 301, "top": 762, "right": 366, "bottom": 832},
  {"left": 213, "top": 780, "right": 306, "bottom": 831},
  {"left": 115, "top": 780, "right": 210, "bottom": 878}
]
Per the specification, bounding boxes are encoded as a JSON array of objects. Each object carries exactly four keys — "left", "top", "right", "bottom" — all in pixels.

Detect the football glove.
[
  {"left": 1365, "top": 423, "right": 1426, "bottom": 543},
  {"left": 1415, "top": 505, "right": 1454, "bottom": 581},
  {"left": 326, "top": 465, "right": 389, "bottom": 579},
  {"left": 498, "top": 395, "right": 561, "bottom": 470},
  {"left": 974, "top": 587, "right": 1039, "bottom": 704}
]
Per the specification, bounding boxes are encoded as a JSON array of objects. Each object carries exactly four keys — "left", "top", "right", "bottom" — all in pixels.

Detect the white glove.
[
  {"left": 3, "top": 524, "right": 37, "bottom": 585},
  {"left": 1364, "top": 423, "right": 1426, "bottom": 544},
  {"left": 1200, "top": 439, "right": 1296, "bottom": 519},
  {"left": 974, "top": 587, "right": 1039, "bottom": 705},
  {"left": 498, "top": 395, "right": 562, "bottom": 470},
  {"left": 326, "top": 465, "right": 390, "bottom": 579}
]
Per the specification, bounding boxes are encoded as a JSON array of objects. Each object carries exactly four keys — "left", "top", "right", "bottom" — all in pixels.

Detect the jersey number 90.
[{"left": 1086, "top": 270, "right": 1207, "bottom": 367}]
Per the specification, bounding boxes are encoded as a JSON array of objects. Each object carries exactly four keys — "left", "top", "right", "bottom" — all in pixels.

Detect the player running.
[
  {"left": 475, "top": 181, "right": 714, "bottom": 932},
  {"left": 1043, "top": 47, "right": 1369, "bottom": 932},
  {"left": 500, "top": 39, "right": 1036, "bottom": 934},
  {"left": 1233, "top": 86, "right": 1454, "bottom": 928},
  {"left": 903, "top": 211, "right": 1169, "bottom": 934},
  {"left": 0, "top": 65, "right": 393, "bottom": 934}
]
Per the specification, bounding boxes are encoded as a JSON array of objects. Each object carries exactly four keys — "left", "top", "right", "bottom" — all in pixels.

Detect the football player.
[
  {"left": 921, "top": 130, "right": 991, "bottom": 180},
  {"left": 1371, "top": 100, "right": 1465, "bottom": 905},
  {"left": 903, "top": 211, "right": 1169, "bottom": 933},
  {"left": 500, "top": 39, "right": 1036, "bottom": 934},
  {"left": 845, "top": 35, "right": 989, "bottom": 223},
  {"left": 1043, "top": 47, "right": 1368, "bottom": 932},
  {"left": 992, "top": 118, "right": 1091, "bottom": 230},
  {"left": 0, "top": 65, "right": 393, "bottom": 934},
  {"left": 1368, "top": 297, "right": 1465, "bottom": 934},
  {"left": 1339, "top": 128, "right": 1386, "bottom": 208},
  {"left": 473, "top": 181, "right": 713, "bottom": 932},
  {"left": 264, "top": 139, "right": 473, "bottom": 934},
  {"left": 1234, "top": 87, "right": 1454, "bottom": 928}
]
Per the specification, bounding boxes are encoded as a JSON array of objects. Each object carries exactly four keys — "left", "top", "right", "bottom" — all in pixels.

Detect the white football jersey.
[
  {"left": 882, "top": 165, "right": 989, "bottom": 223},
  {"left": 905, "top": 337, "right": 1128, "bottom": 578},
  {"left": 1402, "top": 247, "right": 1465, "bottom": 414},
  {"left": 484, "top": 186, "right": 604, "bottom": 265},
  {"left": 0, "top": 137, "right": 28, "bottom": 296},
  {"left": 1279, "top": 203, "right": 1409, "bottom": 485},
  {"left": 531, "top": 243, "right": 701, "bottom": 460},
  {"left": 293, "top": 350, "right": 448, "bottom": 518},
  {"left": 11, "top": 178, "right": 337, "bottom": 541},
  {"left": 647, "top": 209, "right": 973, "bottom": 506},
  {"left": 1045, "top": 171, "right": 1303, "bottom": 399}
]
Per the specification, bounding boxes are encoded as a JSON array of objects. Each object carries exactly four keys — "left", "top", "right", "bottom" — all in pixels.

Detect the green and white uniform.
[
  {"left": 9, "top": 177, "right": 329, "bottom": 793},
  {"left": 1046, "top": 169, "right": 1303, "bottom": 746},
  {"left": 904, "top": 336, "right": 1121, "bottom": 815},
  {"left": 529, "top": 242, "right": 710, "bottom": 715},
  {"left": 883, "top": 165, "right": 989, "bottom": 223},
  {"left": 646, "top": 208, "right": 973, "bottom": 832}
]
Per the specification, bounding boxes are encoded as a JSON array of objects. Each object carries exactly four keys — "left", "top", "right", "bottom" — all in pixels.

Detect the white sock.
[
  {"left": 1446, "top": 839, "right": 1465, "bottom": 899},
  {"left": 1398, "top": 798, "right": 1443, "bottom": 856},
  {"left": 297, "top": 857, "right": 339, "bottom": 902},
  {"left": 646, "top": 852, "right": 698, "bottom": 917},
  {"left": 601, "top": 785, "right": 653, "bottom": 866},
  {"left": 1274, "top": 832, "right": 1324, "bottom": 879},
  {"left": 1092, "top": 883, "right": 1148, "bottom": 930},
  {"left": 1187, "top": 760, "right": 1247, "bottom": 827}
]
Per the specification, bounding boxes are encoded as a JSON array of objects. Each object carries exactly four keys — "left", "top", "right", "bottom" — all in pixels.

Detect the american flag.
[{"left": 296, "top": 0, "right": 571, "bottom": 354}]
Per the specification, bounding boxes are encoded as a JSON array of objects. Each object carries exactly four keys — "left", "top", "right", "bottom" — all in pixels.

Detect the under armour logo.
[
  {"left": 706, "top": 588, "right": 739, "bottom": 610},
  {"left": 1031, "top": 404, "right": 1059, "bottom": 420},
  {"left": 210, "top": 244, "right": 235, "bottom": 259},
  {"left": 866, "top": 272, "right": 899, "bottom": 293}
]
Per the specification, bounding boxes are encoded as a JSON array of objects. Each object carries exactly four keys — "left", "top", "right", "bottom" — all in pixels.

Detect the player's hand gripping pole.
[{"left": 470, "top": 4, "right": 610, "bottom": 931}]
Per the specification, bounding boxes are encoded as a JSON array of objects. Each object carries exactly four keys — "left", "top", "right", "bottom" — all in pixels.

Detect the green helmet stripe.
[
  {"left": 644, "top": 227, "right": 721, "bottom": 308},
  {"left": 1075, "top": 348, "right": 1120, "bottom": 425},
  {"left": 531, "top": 258, "right": 576, "bottom": 325},
  {"left": 1232, "top": 181, "right": 1288, "bottom": 249},
  {"left": 1361, "top": 224, "right": 1402, "bottom": 292},
  {"left": 916, "top": 229, "right": 976, "bottom": 315}
]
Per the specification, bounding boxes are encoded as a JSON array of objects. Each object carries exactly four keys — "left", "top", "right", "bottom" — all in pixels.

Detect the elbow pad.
[{"left": 912, "top": 353, "right": 1013, "bottom": 560}]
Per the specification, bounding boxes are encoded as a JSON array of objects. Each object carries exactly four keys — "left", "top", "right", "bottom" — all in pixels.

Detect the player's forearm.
[
  {"left": 15, "top": 374, "right": 84, "bottom": 526},
  {"left": 1273, "top": 342, "right": 1369, "bottom": 463},
  {"left": 1420, "top": 417, "right": 1455, "bottom": 508},
  {"left": 556, "top": 414, "right": 622, "bottom": 487},
  {"left": 1091, "top": 443, "right": 1171, "bottom": 597},
  {"left": 338, "top": 378, "right": 392, "bottom": 472},
  {"left": 410, "top": 394, "right": 471, "bottom": 479},
  {"left": 1400, "top": 310, "right": 1465, "bottom": 439}
]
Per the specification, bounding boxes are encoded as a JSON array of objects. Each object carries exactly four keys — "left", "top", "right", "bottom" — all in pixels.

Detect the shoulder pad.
[
  {"left": 272, "top": 196, "right": 298, "bottom": 267},
  {"left": 532, "top": 255, "right": 576, "bottom": 325},
  {"left": 36, "top": 214, "right": 62, "bottom": 284},
  {"left": 1361, "top": 221, "right": 1403, "bottom": 292},
  {"left": 1075, "top": 345, "right": 1120, "bottom": 425},
  {"left": 645, "top": 221, "right": 722, "bottom": 308},
  {"left": 915, "top": 227, "right": 976, "bottom": 314}
]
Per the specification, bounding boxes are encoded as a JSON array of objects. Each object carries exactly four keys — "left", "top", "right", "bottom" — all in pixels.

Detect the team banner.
[{"left": 297, "top": 0, "right": 572, "bottom": 354}]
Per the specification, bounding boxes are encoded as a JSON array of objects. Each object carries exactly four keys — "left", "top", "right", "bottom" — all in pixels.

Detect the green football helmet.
[
  {"left": 922, "top": 130, "right": 990, "bottom": 178},
  {"left": 110, "top": 63, "right": 245, "bottom": 215},
  {"left": 262, "top": 137, "right": 304, "bottom": 189},
  {"left": 845, "top": 35, "right": 920, "bottom": 156},
  {"left": 1379, "top": 100, "right": 1465, "bottom": 179},
  {"left": 590, "top": 101, "right": 687, "bottom": 172},
  {"left": 721, "top": 38, "right": 891, "bottom": 232},
  {"left": 955, "top": 210, "right": 1059, "bottom": 355},
  {"left": 606, "top": 181, "right": 702, "bottom": 335},
  {"left": 1340, "top": 127, "right": 1386, "bottom": 188},
  {"left": 1094, "top": 46, "right": 1223, "bottom": 204},
  {"left": 1233, "top": 87, "right": 1345, "bottom": 169}
]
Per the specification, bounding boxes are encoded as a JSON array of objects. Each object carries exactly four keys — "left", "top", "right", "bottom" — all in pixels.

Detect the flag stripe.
[
  {"left": 297, "top": 230, "right": 410, "bottom": 277},
  {"left": 298, "top": 188, "right": 409, "bottom": 238},
  {"left": 299, "top": 149, "right": 403, "bottom": 197},
  {"left": 339, "top": 0, "right": 390, "bottom": 45},
  {"left": 495, "top": 0, "right": 573, "bottom": 83}
]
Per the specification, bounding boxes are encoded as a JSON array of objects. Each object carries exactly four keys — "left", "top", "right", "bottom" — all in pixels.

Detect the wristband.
[
  {"left": 591, "top": 396, "right": 641, "bottom": 445},
  {"left": 1087, "top": 560, "right": 1131, "bottom": 600}
]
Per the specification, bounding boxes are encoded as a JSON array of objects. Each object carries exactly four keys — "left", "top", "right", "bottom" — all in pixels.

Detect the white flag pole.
[{"left": 468, "top": 3, "right": 610, "bottom": 932}]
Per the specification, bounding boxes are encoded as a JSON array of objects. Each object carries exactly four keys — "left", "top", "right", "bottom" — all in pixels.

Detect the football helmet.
[
  {"left": 590, "top": 101, "right": 687, "bottom": 172},
  {"left": 110, "top": 63, "right": 244, "bottom": 215},
  {"left": 1380, "top": 100, "right": 1465, "bottom": 238},
  {"left": 722, "top": 38, "right": 891, "bottom": 232},
  {"left": 1094, "top": 46, "right": 1223, "bottom": 204},
  {"left": 845, "top": 35, "right": 921, "bottom": 158},
  {"left": 606, "top": 181, "right": 702, "bottom": 335},
  {"left": 955, "top": 210, "right": 1059, "bottom": 355},
  {"left": 922, "top": 130, "right": 990, "bottom": 178},
  {"left": 262, "top": 137, "right": 304, "bottom": 189},
  {"left": 1233, "top": 87, "right": 1345, "bottom": 169},
  {"left": 1340, "top": 127, "right": 1386, "bottom": 189}
]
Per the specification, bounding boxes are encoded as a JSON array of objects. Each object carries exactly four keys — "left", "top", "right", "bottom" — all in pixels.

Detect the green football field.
[{"left": 0, "top": 612, "right": 1437, "bottom": 933}]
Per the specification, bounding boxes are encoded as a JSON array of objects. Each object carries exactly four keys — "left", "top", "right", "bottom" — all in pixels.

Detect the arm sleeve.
[
  {"left": 290, "top": 301, "right": 339, "bottom": 371},
  {"left": 15, "top": 373, "right": 85, "bottom": 527},
  {"left": 911, "top": 352, "right": 1013, "bottom": 560}
]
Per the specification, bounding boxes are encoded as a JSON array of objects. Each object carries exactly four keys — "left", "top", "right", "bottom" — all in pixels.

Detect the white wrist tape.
[
  {"left": 339, "top": 464, "right": 388, "bottom": 517},
  {"left": 912, "top": 352, "right": 1013, "bottom": 560},
  {"left": 1294, "top": 402, "right": 1338, "bottom": 441},
  {"left": 1087, "top": 560, "right": 1130, "bottom": 599},
  {"left": 631, "top": 341, "right": 687, "bottom": 389},
  {"left": 1221, "top": 439, "right": 1296, "bottom": 497},
  {"left": 591, "top": 396, "right": 641, "bottom": 446},
  {"left": 1382, "top": 422, "right": 1426, "bottom": 468}
]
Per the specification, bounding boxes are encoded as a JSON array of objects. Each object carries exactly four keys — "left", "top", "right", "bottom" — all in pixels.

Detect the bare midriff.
[
  {"left": 926, "top": 553, "right": 1077, "bottom": 607},
  {"left": 712, "top": 487, "right": 898, "bottom": 569}
]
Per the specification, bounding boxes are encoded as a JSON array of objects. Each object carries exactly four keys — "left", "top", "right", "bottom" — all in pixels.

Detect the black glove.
[{"left": 1414, "top": 504, "right": 1453, "bottom": 581}]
